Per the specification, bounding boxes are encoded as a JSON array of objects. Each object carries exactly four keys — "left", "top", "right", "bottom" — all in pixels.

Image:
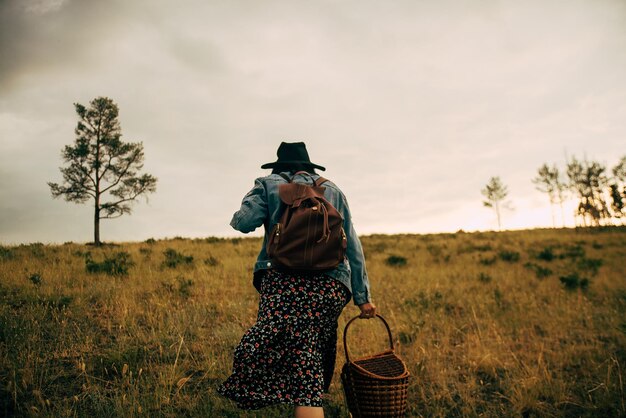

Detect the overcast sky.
[{"left": 1, "top": 0, "right": 625, "bottom": 244}]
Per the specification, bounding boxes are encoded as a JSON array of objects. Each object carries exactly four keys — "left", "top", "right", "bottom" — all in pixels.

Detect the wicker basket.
[{"left": 341, "top": 314, "right": 410, "bottom": 417}]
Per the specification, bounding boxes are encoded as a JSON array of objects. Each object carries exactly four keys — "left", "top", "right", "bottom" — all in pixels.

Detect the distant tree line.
[
  {"left": 533, "top": 156, "right": 626, "bottom": 227},
  {"left": 482, "top": 155, "right": 625, "bottom": 230}
]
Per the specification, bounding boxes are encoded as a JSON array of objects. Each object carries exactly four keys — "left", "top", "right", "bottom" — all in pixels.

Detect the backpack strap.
[
  {"left": 282, "top": 171, "right": 329, "bottom": 187},
  {"left": 315, "top": 177, "right": 329, "bottom": 187}
]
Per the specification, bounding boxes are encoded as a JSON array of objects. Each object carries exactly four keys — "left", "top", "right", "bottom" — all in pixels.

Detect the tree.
[
  {"left": 554, "top": 168, "right": 568, "bottom": 227},
  {"left": 481, "top": 176, "right": 509, "bottom": 230},
  {"left": 566, "top": 157, "right": 610, "bottom": 227},
  {"left": 532, "top": 163, "right": 568, "bottom": 227},
  {"left": 614, "top": 156, "right": 626, "bottom": 182},
  {"left": 48, "top": 97, "right": 157, "bottom": 245},
  {"left": 533, "top": 164, "right": 558, "bottom": 227},
  {"left": 609, "top": 156, "right": 626, "bottom": 222},
  {"left": 609, "top": 184, "right": 624, "bottom": 222}
]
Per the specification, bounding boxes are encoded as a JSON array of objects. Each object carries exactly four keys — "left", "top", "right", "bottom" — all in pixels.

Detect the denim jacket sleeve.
[
  {"left": 336, "top": 190, "right": 371, "bottom": 306},
  {"left": 230, "top": 178, "right": 268, "bottom": 233}
]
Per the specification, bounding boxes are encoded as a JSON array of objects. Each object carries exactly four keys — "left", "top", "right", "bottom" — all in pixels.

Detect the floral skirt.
[{"left": 217, "top": 269, "right": 351, "bottom": 409}]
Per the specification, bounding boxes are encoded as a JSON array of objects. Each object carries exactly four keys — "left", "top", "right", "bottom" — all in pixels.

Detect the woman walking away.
[{"left": 217, "top": 141, "right": 376, "bottom": 418}]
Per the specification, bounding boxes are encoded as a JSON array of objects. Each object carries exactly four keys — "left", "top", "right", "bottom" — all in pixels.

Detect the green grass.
[{"left": 1, "top": 227, "right": 625, "bottom": 417}]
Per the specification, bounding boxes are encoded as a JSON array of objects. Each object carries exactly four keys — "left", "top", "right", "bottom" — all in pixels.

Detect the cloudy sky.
[{"left": 1, "top": 0, "right": 625, "bottom": 244}]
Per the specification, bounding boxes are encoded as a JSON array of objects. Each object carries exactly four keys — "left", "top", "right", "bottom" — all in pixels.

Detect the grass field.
[{"left": 1, "top": 227, "right": 625, "bottom": 417}]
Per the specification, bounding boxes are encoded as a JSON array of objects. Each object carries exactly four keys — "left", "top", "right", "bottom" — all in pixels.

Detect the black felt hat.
[{"left": 261, "top": 142, "right": 326, "bottom": 171}]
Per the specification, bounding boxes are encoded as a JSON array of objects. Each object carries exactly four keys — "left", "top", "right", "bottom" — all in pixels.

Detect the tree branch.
[
  {"left": 101, "top": 213, "right": 125, "bottom": 219},
  {"left": 103, "top": 189, "right": 145, "bottom": 208},
  {"left": 77, "top": 163, "right": 97, "bottom": 189},
  {"left": 98, "top": 153, "right": 115, "bottom": 182},
  {"left": 100, "top": 149, "right": 140, "bottom": 194}
]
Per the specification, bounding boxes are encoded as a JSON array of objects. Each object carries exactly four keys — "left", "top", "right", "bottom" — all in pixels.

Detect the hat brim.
[{"left": 261, "top": 160, "right": 326, "bottom": 171}]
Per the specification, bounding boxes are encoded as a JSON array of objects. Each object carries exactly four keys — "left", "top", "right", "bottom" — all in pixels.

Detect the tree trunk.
[
  {"left": 495, "top": 200, "right": 501, "bottom": 230},
  {"left": 94, "top": 202, "right": 100, "bottom": 246},
  {"left": 94, "top": 123, "right": 101, "bottom": 246}
]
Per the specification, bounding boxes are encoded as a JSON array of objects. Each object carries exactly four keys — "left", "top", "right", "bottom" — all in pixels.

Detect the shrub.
[
  {"left": 479, "top": 256, "right": 497, "bottom": 266},
  {"left": 86, "top": 252, "right": 134, "bottom": 276},
  {"left": 385, "top": 255, "right": 407, "bottom": 267},
  {"left": 577, "top": 258, "right": 603, "bottom": 276},
  {"left": 204, "top": 256, "right": 220, "bottom": 266},
  {"left": 160, "top": 276, "right": 195, "bottom": 298},
  {"left": 524, "top": 262, "right": 552, "bottom": 279},
  {"left": 479, "top": 272, "right": 492, "bottom": 283},
  {"left": 536, "top": 266, "right": 552, "bottom": 278},
  {"left": 536, "top": 247, "right": 555, "bottom": 262},
  {"left": 22, "top": 243, "right": 45, "bottom": 258},
  {"left": 0, "top": 246, "right": 14, "bottom": 261},
  {"left": 73, "top": 250, "right": 92, "bottom": 259},
  {"left": 41, "top": 295, "right": 73, "bottom": 309},
  {"left": 498, "top": 250, "right": 520, "bottom": 262},
  {"left": 145, "top": 238, "right": 156, "bottom": 244},
  {"left": 562, "top": 244, "right": 585, "bottom": 259},
  {"left": 177, "top": 276, "right": 194, "bottom": 298},
  {"left": 161, "top": 248, "right": 194, "bottom": 269},
  {"left": 28, "top": 273, "right": 42, "bottom": 286},
  {"left": 493, "top": 288, "right": 509, "bottom": 310},
  {"left": 559, "top": 272, "right": 589, "bottom": 291}
]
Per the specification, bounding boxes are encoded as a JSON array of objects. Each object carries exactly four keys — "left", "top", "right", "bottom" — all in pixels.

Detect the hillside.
[{"left": 1, "top": 227, "right": 625, "bottom": 417}]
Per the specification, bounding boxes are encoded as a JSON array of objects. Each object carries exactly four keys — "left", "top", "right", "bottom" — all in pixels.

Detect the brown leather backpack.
[{"left": 267, "top": 173, "right": 347, "bottom": 270}]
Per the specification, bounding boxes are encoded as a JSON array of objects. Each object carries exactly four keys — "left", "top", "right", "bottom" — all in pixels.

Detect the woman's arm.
[
  {"left": 335, "top": 190, "right": 372, "bottom": 306},
  {"left": 230, "top": 178, "right": 268, "bottom": 233}
]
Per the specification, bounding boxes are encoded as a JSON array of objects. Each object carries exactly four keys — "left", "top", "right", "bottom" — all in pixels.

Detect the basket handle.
[{"left": 343, "top": 314, "right": 394, "bottom": 364}]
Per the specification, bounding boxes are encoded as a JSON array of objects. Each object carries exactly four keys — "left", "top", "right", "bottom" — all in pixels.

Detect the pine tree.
[
  {"left": 533, "top": 164, "right": 558, "bottom": 227},
  {"left": 610, "top": 156, "right": 626, "bottom": 222},
  {"left": 481, "top": 176, "right": 509, "bottom": 230},
  {"left": 566, "top": 157, "right": 610, "bottom": 226},
  {"left": 48, "top": 97, "right": 157, "bottom": 245},
  {"left": 532, "top": 163, "right": 568, "bottom": 228}
]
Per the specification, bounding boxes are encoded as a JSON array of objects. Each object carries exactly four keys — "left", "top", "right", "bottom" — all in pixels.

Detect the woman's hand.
[{"left": 358, "top": 302, "right": 377, "bottom": 319}]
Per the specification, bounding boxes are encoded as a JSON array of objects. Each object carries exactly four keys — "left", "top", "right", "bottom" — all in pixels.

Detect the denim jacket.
[{"left": 230, "top": 171, "right": 371, "bottom": 305}]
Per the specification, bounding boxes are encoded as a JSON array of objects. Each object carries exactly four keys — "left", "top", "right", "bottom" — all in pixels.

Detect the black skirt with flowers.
[{"left": 217, "top": 269, "right": 351, "bottom": 409}]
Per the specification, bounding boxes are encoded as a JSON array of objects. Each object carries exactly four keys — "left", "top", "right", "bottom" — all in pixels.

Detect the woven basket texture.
[{"left": 341, "top": 315, "right": 410, "bottom": 417}]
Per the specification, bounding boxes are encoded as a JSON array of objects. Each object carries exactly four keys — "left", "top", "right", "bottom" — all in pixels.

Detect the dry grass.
[{"left": 0, "top": 228, "right": 625, "bottom": 417}]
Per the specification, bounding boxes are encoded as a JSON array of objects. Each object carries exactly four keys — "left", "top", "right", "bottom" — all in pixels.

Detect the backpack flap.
[
  {"left": 278, "top": 183, "right": 326, "bottom": 207},
  {"left": 268, "top": 180, "right": 347, "bottom": 270}
]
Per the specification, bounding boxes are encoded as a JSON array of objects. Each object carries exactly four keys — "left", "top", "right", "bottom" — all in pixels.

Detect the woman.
[{"left": 217, "top": 142, "right": 376, "bottom": 418}]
